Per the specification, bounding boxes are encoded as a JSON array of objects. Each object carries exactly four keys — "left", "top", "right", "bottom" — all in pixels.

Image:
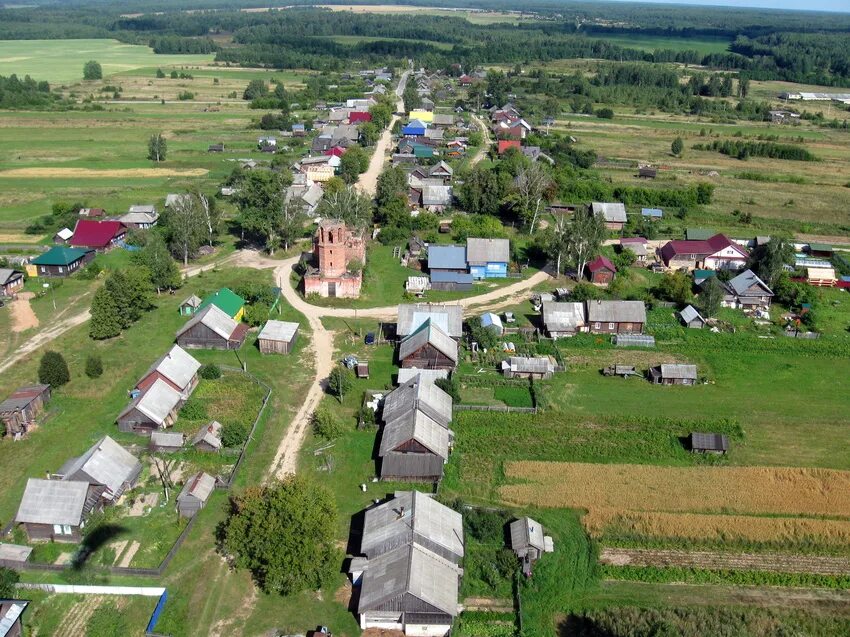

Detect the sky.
[{"left": 608, "top": 0, "right": 850, "bottom": 13}]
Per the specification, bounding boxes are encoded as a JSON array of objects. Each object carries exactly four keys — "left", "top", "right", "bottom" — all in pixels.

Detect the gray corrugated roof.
[
  {"left": 380, "top": 410, "right": 449, "bottom": 459},
  {"left": 119, "top": 212, "right": 158, "bottom": 225},
  {"left": 503, "top": 356, "right": 554, "bottom": 374},
  {"left": 177, "top": 471, "right": 216, "bottom": 504},
  {"left": 397, "top": 304, "right": 463, "bottom": 338},
  {"left": 16, "top": 479, "right": 88, "bottom": 526},
  {"left": 58, "top": 436, "right": 141, "bottom": 498},
  {"left": 176, "top": 304, "right": 239, "bottom": 340},
  {"left": 258, "top": 320, "right": 299, "bottom": 343},
  {"left": 362, "top": 491, "right": 464, "bottom": 559},
  {"left": 399, "top": 320, "right": 458, "bottom": 363},
  {"left": 129, "top": 204, "right": 157, "bottom": 214},
  {"left": 427, "top": 245, "right": 466, "bottom": 270},
  {"left": 358, "top": 544, "right": 460, "bottom": 616},
  {"left": 660, "top": 364, "right": 698, "bottom": 379},
  {"left": 466, "top": 238, "right": 509, "bottom": 265},
  {"left": 422, "top": 185, "right": 452, "bottom": 207},
  {"left": 0, "top": 601, "right": 28, "bottom": 636},
  {"left": 586, "top": 300, "right": 646, "bottom": 324},
  {"left": 591, "top": 202, "right": 627, "bottom": 222},
  {"left": 0, "top": 543, "right": 32, "bottom": 562},
  {"left": 383, "top": 375, "right": 453, "bottom": 428},
  {"left": 150, "top": 432, "right": 184, "bottom": 447},
  {"left": 192, "top": 421, "right": 222, "bottom": 449},
  {"left": 397, "top": 369, "right": 449, "bottom": 385},
  {"left": 679, "top": 305, "right": 704, "bottom": 324},
  {"left": 727, "top": 269, "right": 773, "bottom": 297},
  {"left": 119, "top": 379, "right": 182, "bottom": 425},
  {"left": 542, "top": 301, "right": 586, "bottom": 332},
  {"left": 691, "top": 432, "right": 729, "bottom": 452},
  {"left": 510, "top": 516, "right": 545, "bottom": 551},
  {"left": 148, "top": 345, "right": 201, "bottom": 392}
]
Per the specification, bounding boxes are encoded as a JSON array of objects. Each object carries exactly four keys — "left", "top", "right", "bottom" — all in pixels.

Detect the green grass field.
[
  {"left": 0, "top": 39, "right": 213, "bottom": 84},
  {"left": 594, "top": 33, "right": 732, "bottom": 55}
]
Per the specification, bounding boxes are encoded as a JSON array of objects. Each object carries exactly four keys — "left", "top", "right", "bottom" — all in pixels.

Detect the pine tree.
[
  {"left": 89, "top": 287, "right": 122, "bottom": 340},
  {"left": 85, "top": 354, "right": 104, "bottom": 378},
  {"left": 671, "top": 137, "right": 684, "bottom": 156},
  {"left": 38, "top": 350, "right": 70, "bottom": 387}
]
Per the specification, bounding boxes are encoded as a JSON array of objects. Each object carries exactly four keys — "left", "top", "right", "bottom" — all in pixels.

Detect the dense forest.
[
  {"left": 1, "top": 3, "right": 849, "bottom": 85},
  {"left": 0, "top": 74, "right": 62, "bottom": 109}
]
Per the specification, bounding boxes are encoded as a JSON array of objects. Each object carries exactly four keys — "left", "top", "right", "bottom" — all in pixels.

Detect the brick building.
[{"left": 304, "top": 220, "right": 366, "bottom": 298}]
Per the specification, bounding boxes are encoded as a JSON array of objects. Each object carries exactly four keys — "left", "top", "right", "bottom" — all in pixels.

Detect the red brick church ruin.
[{"left": 304, "top": 220, "right": 366, "bottom": 298}]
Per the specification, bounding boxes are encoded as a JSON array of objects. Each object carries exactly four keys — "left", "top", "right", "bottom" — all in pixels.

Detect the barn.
[
  {"left": 149, "top": 431, "right": 185, "bottom": 453},
  {"left": 690, "top": 431, "right": 730, "bottom": 455},
  {"left": 398, "top": 319, "right": 458, "bottom": 371},
  {"left": 679, "top": 305, "right": 706, "bottom": 329},
  {"left": 0, "top": 384, "right": 51, "bottom": 438},
  {"left": 257, "top": 320, "right": 299, "bottom": 354},
  {"left": 175, "top": 305, "right": 249, "bottom": 350},
  {"left": 649, "top": 364, "right": 698, "bottom": 385},
  {"left": 586, "top": 255, "right": 616, "bottom": 285},
  {"left": 501, "top": 356, "right": 556, "bottom": 380},
  {"left": 55, "top": 436, "right": 142, "bottom": 502},
  {"left": 176, "top": 472, "right": 216, "bottom": 519}
]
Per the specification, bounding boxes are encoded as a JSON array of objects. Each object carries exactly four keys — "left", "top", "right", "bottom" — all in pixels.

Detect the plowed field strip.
[{"left": 600, "top": 547, "right": 850, "bottom": 575}]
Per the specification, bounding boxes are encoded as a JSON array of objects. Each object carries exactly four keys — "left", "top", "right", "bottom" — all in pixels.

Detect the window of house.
[
  {"left": 62, "top": 525, "right": 72, "bottom": 535},
  {"left": 58, "top": 267, "right": 64, "bottom": 273},
  {"left": 53, "top": 524, "right": 62, "bottom": 535},
  {"left": 609, "top": 323, "right": 615, "bottom": 330},
  {"left": 594, "top": 322, "right": 601, "bottom": 329}
]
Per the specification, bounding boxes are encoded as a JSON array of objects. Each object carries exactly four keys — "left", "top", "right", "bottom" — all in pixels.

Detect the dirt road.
[
  {"left": 9, "top": 292, "right": 38, "bottom": 332},
  {"left": 356, "top": 70, "right": 408, "bottom": 198},
  {"left": 470, "top": 112, "right": 492, "bottom": 166}
]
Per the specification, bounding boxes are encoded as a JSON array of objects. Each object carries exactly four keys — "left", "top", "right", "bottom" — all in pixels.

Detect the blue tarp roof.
[
  {"left": 428, "top": 245, "right": 467, "bottom": 270},
  {"left": 641, "top": 208, "right": 663, "bottom": 217},
  {"left": 431, "top": 270, "right": 473, "bottom": 284}
]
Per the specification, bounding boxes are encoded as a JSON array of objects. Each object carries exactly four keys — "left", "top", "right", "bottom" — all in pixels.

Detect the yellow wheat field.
[
  {"left": 583, "top": 508, "right": 850, "bottom": 546},
  {"left": 501, "top": 462, "right": 850, "bottom": 518},
  {"left": 0, "top": 167, "right": 208, "bottom": 179}
]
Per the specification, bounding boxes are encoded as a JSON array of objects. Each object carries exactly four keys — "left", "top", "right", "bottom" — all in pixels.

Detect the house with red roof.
[
  {"left": 348, "top": 111, "right": 372, "bottom": 124},
  {"left": 587, "top": 255, "right": 616, "bottom": 285},
  {"left": 498, "top": 140, "right": 521, "bottom": 155},
  {"left": 459, "top": 74, "right": 474, "bottom": 86},
  {"left": 658, "top": 234, "right": 748, "bottom": 271},
  {"left": 69, "top": 220, "right": 126, "bottom": 252},
  {"left": 324, "top": 146, "right": 347, "bottom": 157}
]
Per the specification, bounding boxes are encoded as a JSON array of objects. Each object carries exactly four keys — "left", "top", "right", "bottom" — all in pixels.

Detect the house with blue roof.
[
  {"left": 428, "top": 245, "right": 467, "bottom": 274},
  {"left": 402, "top": 119, "right": 428, "bottom": 137}
]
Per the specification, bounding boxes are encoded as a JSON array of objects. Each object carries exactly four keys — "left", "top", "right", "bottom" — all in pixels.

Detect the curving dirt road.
[{"left": 470, "top": 112, "right": 492, "bottom": 166}]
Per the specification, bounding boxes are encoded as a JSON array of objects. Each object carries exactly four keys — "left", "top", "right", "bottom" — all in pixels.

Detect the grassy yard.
[{"left": 594, "top": 33, "right": 732, "bottom": 55}]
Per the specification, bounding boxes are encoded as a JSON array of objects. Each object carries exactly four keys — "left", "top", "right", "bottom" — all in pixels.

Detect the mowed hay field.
[
  {"left": 0, "top": 39, "right": 213, "bottom": 84},
  {"left": 502, "top": 462, "right": 850, "bottom": 516}
]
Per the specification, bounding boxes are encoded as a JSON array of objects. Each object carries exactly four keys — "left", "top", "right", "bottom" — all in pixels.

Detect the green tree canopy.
[
  {"left": 328, "top": 366, "right": 353, "bottom": 403},
  {"left": 220, "top": 476, "right": 339, "bottom": 596},
  {"left": 83, "top": 60, "right": 102, "bottom": 80},
  {"left": 147, "top": 133, "right": 167, "bottom": 162},
  {"left": 339, "top": 145, "right": 369, "bottom": 184},
  {"left": 671, "top": 137, "right": 684, "bottom": 156},
  {"left": 89, "top": 286, "right": 122, "bottom": 340},
  {"left": 38, "top": 350, "right": 70, "bottom": 387},
  {"left": 134, "top": 232, "right": 181, "bottom": 291}
]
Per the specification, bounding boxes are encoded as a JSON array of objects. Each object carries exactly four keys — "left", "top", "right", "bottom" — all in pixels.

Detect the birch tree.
[
  {"left": 163, "top": 193, "right": 205, "bottom": 265},
  {"left": 511, "top": 163, "right": 554, "bottom": 232},
  {"left": 317, "top": 186, "right": 373, "bottom": 230},
  {"left": 567, "top": 210, "right": 606, "bottom": 280}
]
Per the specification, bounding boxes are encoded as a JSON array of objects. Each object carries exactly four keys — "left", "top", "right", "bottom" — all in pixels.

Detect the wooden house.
[
  {"left": 116, "top": 379, "right": 182, "bottom": 435},
  {"left": 15, "top": 479, "right": 103, "bottom": 542},
  {"left": 721, "top": 269, "right": 773, "bottom": 310},
  {"left": 149, "top": 432, "right": 185, "bottom": 453},
  {"left": 257, "top": 320, "right": 299, "bottom": 354},
  {"left": 191, "top": 420, "right": 223, "bottom": 452},
  {"left": 175, "top": 305, "right": 249, "bottom": 350},
  {"left": 55, "top": 436, "right": 142, "bottom": 502},
  {"left": 586, "top": 300, "right": 646, "bottom": 334},
  {"left": 467, "top": 238, "right": 509, "bottom": 279},
  {"left": 649, "top": 364, "right": 698, "bottom": 385},
  {"left": 510, "top": 516, "right": 553, "bottom": 576},
  {"left": 591, "top": 202, "right": 627, "bottom": 231},
  {"left": 501, "top": 357, "right": 556, "bottom": 380},
  {"left": 397, "top": 303, "right": 463, "bottom": 340},
  {"left": 69, "top": 219, "right": 126, "bottom": 252},
  {"left": 30, "top": 246, "right": 94, "bottom": 277},
  {"left": 586, "top": 255, "right": 616, "bottom": 285},
  {"left": 0, "top": 384, "right": 50, "bottom": 438},
  {"left": 136, "top": 344, "right": 201, "bottom": 399},
  {"left": 0, "top": 268, "right": 24, "bottom": 297},
  {"left": 659, "top": 234, "right": 748, "bottom": 271},
  {"left": 427, "top": 245, "right": 467, "bottom": 276},
  {"left": 176, "top": 472, "right": 216, "bottom": 519},
  {"left": 398, "top": 319, "right": 458, "bottom": 371},
  {"left": 690, "top": 432, "right": 729, "bottom": 455}
]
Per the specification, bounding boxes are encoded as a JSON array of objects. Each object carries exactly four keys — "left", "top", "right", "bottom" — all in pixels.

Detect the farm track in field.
[{"left": 601, "top": 547, "right": 850, "bottom": 575}]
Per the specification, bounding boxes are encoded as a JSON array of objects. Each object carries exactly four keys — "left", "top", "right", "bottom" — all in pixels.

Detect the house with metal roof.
[
  {"left": 69, "top": 219, "right": 126, "bottom": 251},
  {"left": 56, "top": 436, "right": 142, "bottom": 502},
  {"left": 191, "top": 420, "right": 223, "bottom": 452},
  {"left": 117, "top": 378, "right": 183, "bottom": 435},
  {"left": 541, "top": 301, "right": 586, "bottom": 338},
  {"left": 119, "top": 206, "right": 159, "bottom": 229},
  {"left": 357, "top": 542, "right": 462, "bottom": 635},
  {"left": 177, "top": 472, "right": 216, "bottom": 519},
  {"left": 420, "top": 185, "right": 453, "bottom": 212},
  {"left": 690, "top": 432, "right": 729, "bottom": 455},
  {"left": 659, "top": 234, "right": 748, "bottom": 271},
  {"left": 176, "top": 304, "right": 249, "bottom": 350},
  {"left": 510, "top": 516, "right": 553, "bottom": 576},
  {"left": 590, "top": 202, "right": 627, "bottom": 230},
  {"left": 258, "top": 320, "right": 299, "bottom": 355},
  {"left": 136, "top": 344, "right": 201, "bottom": 398},
  {"left": 586, "top": 300, "right": 646, "bottom": 334},
  {"left": 15, "top": 478, "right": 103, "bottom": 542},
  {"left": 30, "top": 246, "right": 94, "bottom": 277},
  {"left": 397, "top": 304, "right": 463, "bottom": 339},
  {"left": 466, "top": 238, "right": 509, "bottom": 279},
  {"left": 0, "top": 267, "right": 23, "bottom": 297},
  {"left": 360, "top": 491, "right": 464, "bottom": 564},
  {"left": 586, "top": 255, "right": 616, "bottom": 286},
  {"left": 679, "top": 305, "right": 706, "bottom": 329},
  {"left": 0, "top": 385, "right": 50, "bottom": 438},
  {"left": 0, "top": 599, "right": 29, "bottom": 637},
  {"left": 721, "top": 269, "right": 773, "bottom": 309},
  {"left": 198, "top": 287, "right": 245, "bottom": 321},
  {"left": 501, "top": 356, "right": 556, "bottom": 380},
  {"left": 402, "top": 119, "right": 428, "bottom": 137},
  {"left": 399, "top": 319, "right": 458, "bottom": 371},
  {"left": 427, "top": 245, "right": 466, "bottom": 275},
  {"left": 649, "top": 364, "right": 698, "bottom": 385}
]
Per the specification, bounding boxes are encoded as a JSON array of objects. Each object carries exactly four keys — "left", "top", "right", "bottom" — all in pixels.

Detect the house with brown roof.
[
  {"left": 116, "top": 379, "right": 183, "bottom": 435},
  {"left": 586, "top": 256, "right": 616, "bottom": 285},
  {"left": 135, "top": 345, "right": 201, "bottom": 399}
]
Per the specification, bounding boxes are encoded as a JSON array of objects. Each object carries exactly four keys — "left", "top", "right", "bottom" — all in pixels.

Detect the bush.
[
  {"left": 0, "top": 567, "right": 19, "bottom": 598},
  {"left": 222, "top": 421, "right": 250, "bottom": 447},
  {"left": 199, "top": 363, "right": 222, "bottom": 380},
  {"left": 312, "top": 407, "right": 345, "bottom": 440},
  {"left": 435, "top": 376, "right": 461, "bottom": 403},
  {"left": 84, "top": 354, "right": 103, "bottom": 379},
  {"left": 464, "top": 506, "right": 510, "bottom": 543},
  {"left": 244, "top": 302, "right": 270, "bottom": 327},
  {"left": 595, "top": 107, "right": 614, "bottom": 119},
  {"left": 180, "top": 397, "right": 207, "bottom": 420},
  {"left": 38, "top": 350, "right": 70, "bottom": 387}
]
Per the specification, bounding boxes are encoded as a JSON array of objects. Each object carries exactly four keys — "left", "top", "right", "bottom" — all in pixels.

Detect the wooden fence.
[{"left": 453, "top": 404, "right": 537, "bottom": 414}]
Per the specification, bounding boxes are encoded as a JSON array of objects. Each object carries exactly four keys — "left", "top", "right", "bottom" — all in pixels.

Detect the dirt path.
[
  {"left": 470, "top": 112, "right": 492, "bottom": 166},
  {"left": 356, "top": 70, "right": 408, "bottom": 198},
  {"left": 600, "top": 547, "right": 850, "bottom": 576},
  {"left": 9, "top": 291, "right": 38, "bottom": 332},
  {"left": 118, "top": 540, "right": 141, "bottom": 567}
]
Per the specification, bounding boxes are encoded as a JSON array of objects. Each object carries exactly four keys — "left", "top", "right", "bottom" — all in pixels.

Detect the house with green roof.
[
  {"left": 29, "top": 246, "right": 94, "bottom": 277},
  {"left": 198, "top": 288, "right": 245, "bottom": 321}
]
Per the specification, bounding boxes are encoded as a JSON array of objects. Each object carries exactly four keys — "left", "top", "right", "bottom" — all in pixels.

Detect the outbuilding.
[
  {"left": 690, "top": 432, "right": 729, "bottom": 455},
  {"left": 649, "top": 364, "right": 698, "bottom": 385},
  {"left": 480, "top": 312, "right": 504, "bottom": 335},
  {"left": 679, "top": 305, "right": 706, "bottom": 329},
  {"left": 501, "top": 356, "right": 556, "bottom": 380},
  {"left": 586, "top": 255, "right": 616, "bottom": 285},
  {"left": 192, "top": 420, "right": 223, "bottom": 452},
  {"left": 149, "top": 431, "right": 185, "bottom": 453},
  {"left": 0, "top": 384, "right": 50, "bottom": 438},
  {"left": 176, "top": 472, "right": 216, "bottom": 519},
  {"left": 510, "top": 516, "right": 553, "bottom": 576},
  {"left": 542, "top": 301, "right": 586, "bottom": 338},
  {"left": 179, "top": 294, "right": 202, "bottom": 316},
  {"left": 591, "top": 202, "right": 627, "bottom": 231},
  {"left": 257, "top": 320, "right": 299, "bottom": 354}
]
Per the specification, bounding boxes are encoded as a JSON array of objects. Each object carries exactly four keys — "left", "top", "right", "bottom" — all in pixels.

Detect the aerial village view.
[{"left": 0, "top": 0, "right": 848, "bottom": 635}]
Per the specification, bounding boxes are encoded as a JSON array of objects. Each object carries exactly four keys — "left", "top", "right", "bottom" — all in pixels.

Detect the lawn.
[
  {"left": 0, "top": 39, "right": 213, "bottom": 84},
  {"left": 593, "top": 33, "right": 732, "bottom": 55}
]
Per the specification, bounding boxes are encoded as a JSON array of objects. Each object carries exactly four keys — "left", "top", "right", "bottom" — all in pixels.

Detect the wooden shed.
[
  {"left": 649, "top": 364, "right": 698, "bottom": 386},
  {"left": 0, "top": 384, "right": 51, "bottom": 438},
  {"left": 191, "top": 420, "right": 223, "bottom": 452},
  {"left": 257, "top": 320, "right": 299, "bottom": 355},
  {"left": 679, "top": 305, "right": 706, "bottom": 329},
  {"left": 149, "top": 431, "right": 184, "bottom": 453},
  {"left": 690, "top": 431, "right": 729, "bottom": 455},
  {"left": 176, "top": 472, "right": 216, "bottom": 519}
]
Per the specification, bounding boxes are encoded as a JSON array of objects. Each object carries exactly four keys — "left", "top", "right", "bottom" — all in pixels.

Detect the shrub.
[
  {"left": 84, "top": 354, "right": 103, "bottom": 379},
  {"left": 222, "top": 421, "right": 250, "bottom": 448},
  {"left": 180, "top": 397, "right": 207, "bottom": 420},
  {"left": 435, "top": 376, "right": 461, "bottom": 403},
  {"left": 595, "top": 107, "right": 614, "bottom": 119},
  {"left": 0, "top": 567, "right": 19, "bottom": 598},
  {"left": 243, "top": 302, "right": 270, "bottom": 327},
  {"left": 38, "top": 350, "right": 70, "bottom": 387},
  {"left": 328, "top": 366, "right": 354, "bottom": 402},
  {"left": 199, "top": 363, "right": 222, "bottom": 380},
  {"left": 312, "top": 407, "right": 345, "bottom": 440}
]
